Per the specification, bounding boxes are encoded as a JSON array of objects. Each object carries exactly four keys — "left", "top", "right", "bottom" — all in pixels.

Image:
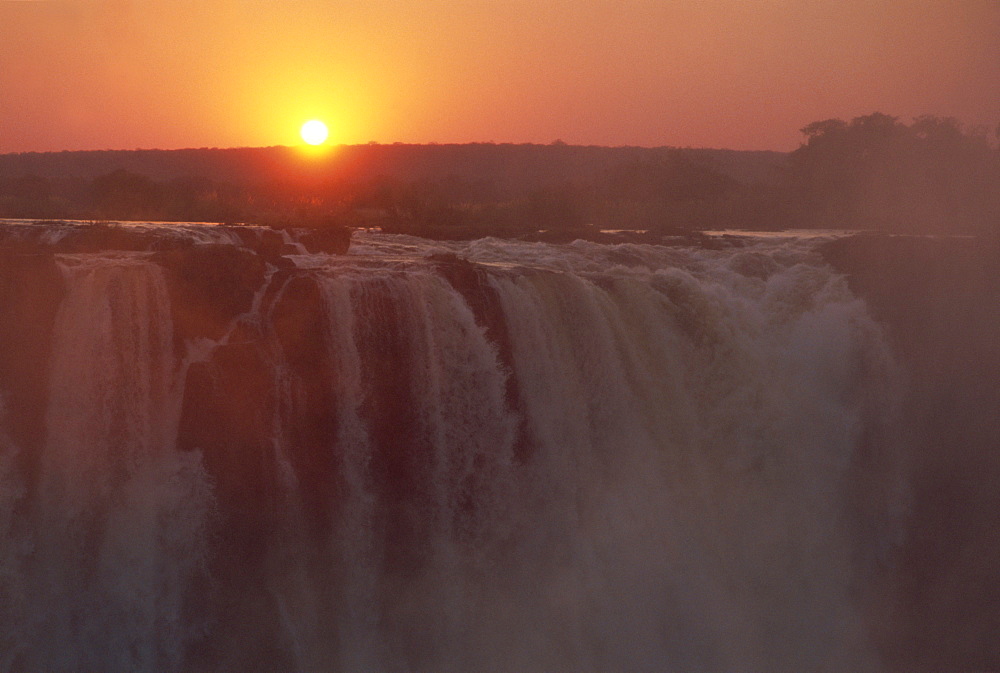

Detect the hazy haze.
[{"left": 1, "top": 0, "right": 998, "bottom": 151}]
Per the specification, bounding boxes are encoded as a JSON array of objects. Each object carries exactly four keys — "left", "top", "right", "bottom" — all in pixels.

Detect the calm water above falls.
[{"left": 0, "top": 227, "right": 909, "bottom": 672}]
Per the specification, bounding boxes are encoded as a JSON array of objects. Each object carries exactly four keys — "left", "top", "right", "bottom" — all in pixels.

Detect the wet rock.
[
  {"left": 221, "top": 225, "right": 286, "bottom": 260},
  {"left": 352, "top": 278, "right": 434, "bottom": 577},
  {"left": 0, "top": 222, "right": 196, "bottom": 253},
  {"left": 269, "top": 274, "right": 339, "bottom": 532},
  {"left": 822, "top": 233, "right": 1000, "bottom": 671},
  {"left": 154, "top": 244, "right": 267, "bottom": 346},
  {"left": 0, "top": 251, "right": 66, "bottom": 470},
  {"left": 60, "top": 223, "right": 196, "bottom": 252},
  {"left": 175, "top": 339, "right": 296, "bottom": 673},
  {"left": 178, "top": 341, "right": 278, "bottom": 543},
  {"left": 289, "top": 226, "right": 352, "bottom": 254},
  {"left": 428, "top": 253, "right": 532, "bottom": 462}
]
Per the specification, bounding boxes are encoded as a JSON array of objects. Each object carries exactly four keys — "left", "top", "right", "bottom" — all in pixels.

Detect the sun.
[{"left": 300, "top": 120, "right": 329, "bottom": 146}]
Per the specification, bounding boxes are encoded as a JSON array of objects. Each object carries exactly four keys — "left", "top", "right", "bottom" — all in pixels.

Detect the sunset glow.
[
  {"left": 0, "top": 1, "right": 998, "bottom": 151},
  {"left": 3, "top": 1, "right": 1000, "bottom": 670}
]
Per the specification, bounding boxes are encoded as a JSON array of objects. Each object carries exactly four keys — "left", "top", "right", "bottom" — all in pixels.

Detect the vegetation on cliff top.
[{"left": 1, "top": 114, "right": 997, "bottom": 238}]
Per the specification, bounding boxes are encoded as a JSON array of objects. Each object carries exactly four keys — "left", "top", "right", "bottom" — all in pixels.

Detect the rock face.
[
  {"left": 428, "top": 253, "right": 532, "bottom": 463},
  {"left": 267, "top": 274, "right": 341, "bottom": 532},
  {"left": 821, "top": 234, "right": 1000, "bottom": 672},
  {"left": 288, "top": 225, "right": 352, "bottom": 254},
  {"left": 0, "top": 251, "right": 65, "bottom": 477},
  {"left": 0, "top": 220, "right": 350, "bottom": 257},
  {"left": 155, "top": 244, "right": 268, "bottom": 345}
]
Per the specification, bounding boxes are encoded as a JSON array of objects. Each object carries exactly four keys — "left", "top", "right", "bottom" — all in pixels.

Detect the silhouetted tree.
[{"left": 789, "top": 113, "right": 1000, "bottom": 233}]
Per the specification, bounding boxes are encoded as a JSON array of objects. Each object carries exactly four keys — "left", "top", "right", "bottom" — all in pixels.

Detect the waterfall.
[
  {"left": 0, "top": 230, "right": 905, "bottom": 672},
  {"left": 483, "top": 260, "right": 892, "bottom": 671},
  {"left": 5, "top": 255, "right": 213, "bottom": 673}
]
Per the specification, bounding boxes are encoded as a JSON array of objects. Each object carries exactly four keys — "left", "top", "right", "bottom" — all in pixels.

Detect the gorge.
[{"left": 0, "top": 221, "right": 997, "bottom": 672}]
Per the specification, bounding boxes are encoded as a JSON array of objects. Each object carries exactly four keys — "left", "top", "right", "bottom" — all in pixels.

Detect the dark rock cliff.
[
  {"left": 822, "top": 234, "right": 1000, "bottom": 673},
  {"left": 0, "top": 251, "right": 65, "bottom": 491}
]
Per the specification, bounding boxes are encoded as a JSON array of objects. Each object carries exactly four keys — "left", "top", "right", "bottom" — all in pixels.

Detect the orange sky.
[{"left": 1, "top": 0, "right": 998, "bottom": 153}]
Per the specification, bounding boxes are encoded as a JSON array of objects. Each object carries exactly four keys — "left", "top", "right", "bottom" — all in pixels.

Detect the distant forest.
[{"left": 2, "top": 114, "right": 998, "bottom": 238}]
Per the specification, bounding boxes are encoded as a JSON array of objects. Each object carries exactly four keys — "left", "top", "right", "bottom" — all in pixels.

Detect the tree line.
[
  {"left": 788, "top": 113, "right": 1000, "bottom": 234},
  {"left": 1, "top": 114, "right": 997, "bottom": 237}
]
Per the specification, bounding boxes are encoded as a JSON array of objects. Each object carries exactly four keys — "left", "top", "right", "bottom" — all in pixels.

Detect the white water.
[
  {"left": 2, "top": 255, "right": 214, "bottom": 672},
  {"left": 0, "top": 232, "right": 902, "bottom": 672}
]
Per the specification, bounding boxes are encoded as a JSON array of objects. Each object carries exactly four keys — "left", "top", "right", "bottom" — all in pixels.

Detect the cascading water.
[
  {"left": 4, "top": 255, "right": 214, "bottom": 672},
  {"left": 0, "top": 226, "right": 905, "bottom": 672}
]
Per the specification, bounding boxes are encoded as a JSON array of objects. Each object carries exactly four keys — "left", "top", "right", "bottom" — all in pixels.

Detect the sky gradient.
[{"left": 2, "top": 0, "right": 998, "bottom": 152}]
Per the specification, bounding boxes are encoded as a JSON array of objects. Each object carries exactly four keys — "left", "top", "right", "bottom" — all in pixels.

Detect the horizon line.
[{"left": 0, "top": 141, "right": 791, "bottom": 156}]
